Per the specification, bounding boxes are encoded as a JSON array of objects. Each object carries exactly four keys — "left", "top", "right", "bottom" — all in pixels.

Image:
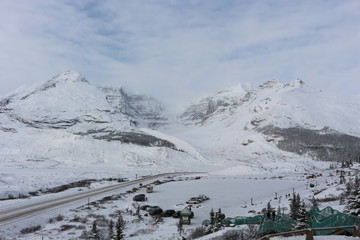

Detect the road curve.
[{"left": 0, "top": 172, "right": 204, "bottom": 225}]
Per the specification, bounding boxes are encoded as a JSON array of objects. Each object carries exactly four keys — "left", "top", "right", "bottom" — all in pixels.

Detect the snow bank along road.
[{"left": 0, "top": 172, "right": 201, "bottom": 225}]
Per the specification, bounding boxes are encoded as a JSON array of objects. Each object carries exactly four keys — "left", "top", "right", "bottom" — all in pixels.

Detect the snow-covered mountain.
[
  {"left": 1, "top": 71, "right": 359, "bottom": 174},
  {"left": 175, "top": 79, "right": 360, "bottom": 165},
  {"left": 0, "top": 71, "right": 207, "bottom": 170}
]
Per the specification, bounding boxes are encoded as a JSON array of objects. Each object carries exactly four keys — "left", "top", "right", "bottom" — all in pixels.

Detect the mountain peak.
[
  {"left": 14, "top": 71, "right": 89, "bottom": 101},
  {"left": 284, "top": 79, "right": 305, "bottom": 89},
  {"left": 51, "top": 71, "right": 88, "bottom": 84},
  {"left": 258, "top": 79, "right": 282, "bottom": 89}
]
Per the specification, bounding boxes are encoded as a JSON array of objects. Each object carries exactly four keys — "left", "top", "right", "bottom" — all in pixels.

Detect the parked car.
[
  {"left": 172, "top": 211, "right": 181, "bottom": 218},
  {"left": 198, "top": 194, "right": 210, "bottom": 201},
  {"left": 186, "top": 197, "right": 200, "bottom": 204},
  {"left": 145, "top": 205, "right": 160, "bottom": 211},
  {"left": 148, "top": 207, "right": 163, "bottom": 216},
  {"left": 172, "top": 210, "right": 194, "bottom": 218},
  {"left": 133, "top": 194, "right": 146, "bottom": 202},
  {"left": 140, "top": 205, "right": 150, "bottom": 210},
  {"left": 162, "top": 209, "right": 176, "bottom": 217}
]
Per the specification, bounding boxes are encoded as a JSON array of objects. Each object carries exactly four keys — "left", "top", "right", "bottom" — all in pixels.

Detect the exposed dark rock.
[
  {"left": 76, "top": 130, "right": 177, "bottom": 149},
  {"left": 100, "top": 86, "right": 168, "bottom": 128},
  {"left": 0, "top": 127, "right": 17, "bottom": 133},
  {"left": 261, "top": 126, "right": 360, "bottom": 162}
]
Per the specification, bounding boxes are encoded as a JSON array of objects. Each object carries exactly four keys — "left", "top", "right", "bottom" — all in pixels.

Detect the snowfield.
[{"left": 0, "top": 165, "right": 358, "bottom": 240}]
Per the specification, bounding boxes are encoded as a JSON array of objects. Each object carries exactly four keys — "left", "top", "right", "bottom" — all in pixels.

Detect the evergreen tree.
[
  {"left": 290, "top": 193, "right": 301, "bottom": 220},
  {"left": 90, "top": 220, "right": 100, "bottom": 240},
  {"left": 206, "top": 208, "right": 224, "bottom": 234},
  {"left": 209, "top": 208, "right": 215, "bottom": 225},
  {"left": 295, "top": 201, "right": 309, "bottom": 230},
  {"left": 114, "top": 213, "right": 125, "bottom": 240},
  {"left": 346, "top": 176, "right": 360, "bottom": 216},
  {"left": 214, "top": 208, "right": 224, "bottom": 231},
  {"left": 108, "top": 219, "right": 114, "bottom": 240},
  {"left": 267, "top": 201, "right": 272, "bottom": 212},
  {"left": 345, "top": 178, "right": 353, "bottom": 196}
]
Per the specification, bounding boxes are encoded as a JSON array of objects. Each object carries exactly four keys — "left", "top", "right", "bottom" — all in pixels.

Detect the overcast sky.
[{"left": 1, "top": 0, "right": 359, "bottom": 110}]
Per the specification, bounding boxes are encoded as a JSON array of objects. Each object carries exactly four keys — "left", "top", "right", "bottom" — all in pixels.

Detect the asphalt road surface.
[{"left": 0, "top": 172, "right": 200, "bottom": 225}]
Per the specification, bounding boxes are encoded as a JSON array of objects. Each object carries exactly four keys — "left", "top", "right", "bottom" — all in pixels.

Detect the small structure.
[
  {"left": 146, "top": 185, "right": 153, "bottom": 193},
  {"left": 180, "top": 207, "right": 192, "bottom": 225}
]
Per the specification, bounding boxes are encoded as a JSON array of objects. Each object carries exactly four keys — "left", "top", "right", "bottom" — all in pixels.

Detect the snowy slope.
[
  {"left": 1, "top": 72, "right": 360, "bottom": 176},
  {"left": 167, "top": 79, "right": 360, "bottom": 172},
  {"left": 0, "top": 71, "right": 206, "bottom": 171},
  {"left": 180, "top": 79, "right": 360, "bottom": 136}
]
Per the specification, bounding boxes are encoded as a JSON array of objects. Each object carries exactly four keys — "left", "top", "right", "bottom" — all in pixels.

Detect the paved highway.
[{"left": 0, "top": 172, "right": 201, "bottom": 225}]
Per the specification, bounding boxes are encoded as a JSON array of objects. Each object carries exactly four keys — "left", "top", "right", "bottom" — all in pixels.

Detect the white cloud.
[{"left": 0, "top": 0, "right": 359, "bottom": 112}]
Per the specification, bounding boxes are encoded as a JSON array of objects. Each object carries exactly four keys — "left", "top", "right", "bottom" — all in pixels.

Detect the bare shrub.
[
  {"left": 316, "top": 195, "right": 339, "bottom": 202},
  {"left": 79, "top": 230, "right": 89, "bottom": 239},
  {"left": 208, "top": 225, "right": 258, "bottom": 240},
  {"left": 20, "top": 225, "right": 41, "bottom": 234},
  {"left": 77, "top": 225, "right": 86, "bottom": 230},
  {"left": 70, "top": 215, "right": 82, "bottom": 222},
  {"left": 128, "top": 228, "right": 156, "bottom": 237},
  {"left": 28, "top": 191, "right": 39, "bottom": 196},
  {"left": 55, "top": 214, "right": 64, "bottom": 221},
  {"left": 96, "top": 216, "right": 109, "bottom": 227},
  {"left": 60, "top": 224, "right": 76, "bottom": 231},
  {"left": 41, "top": 179, "right": 95, "bottom": 194},
  {"left": 187, "top": 226, "right": 207, "bottom": 239}
]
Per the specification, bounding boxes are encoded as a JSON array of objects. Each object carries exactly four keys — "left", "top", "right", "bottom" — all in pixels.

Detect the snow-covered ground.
[
  {"left": 0, "top": 165, "right": 356, "bottom": 240},
  {"left": 271, "top": 237, "right": 360, "bottom": 240}
]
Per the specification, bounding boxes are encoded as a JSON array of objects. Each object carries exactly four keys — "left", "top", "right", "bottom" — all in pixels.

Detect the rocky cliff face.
[{"left": 99, "top": 86, "right": 167, "bottom": 128}]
